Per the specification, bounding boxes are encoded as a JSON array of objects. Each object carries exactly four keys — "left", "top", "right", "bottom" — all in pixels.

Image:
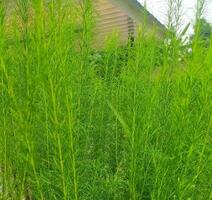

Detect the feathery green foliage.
[{"left": 0, "top": 0, "right": 211, "bottom": 199}]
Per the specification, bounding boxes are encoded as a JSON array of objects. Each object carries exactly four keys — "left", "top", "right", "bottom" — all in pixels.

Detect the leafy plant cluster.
[{"left": 0, "top": 0, "right": 211, "bottom": 200}]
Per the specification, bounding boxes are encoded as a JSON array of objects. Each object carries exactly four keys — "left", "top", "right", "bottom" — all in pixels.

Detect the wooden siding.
[
  {"left": 93, "top": 0, "right": 136, "bottom": 47},
  {"left": 5, "top": 0, "right": 166, "bottom": 48}
]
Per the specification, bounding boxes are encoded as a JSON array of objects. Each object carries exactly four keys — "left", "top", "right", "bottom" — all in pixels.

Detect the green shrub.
[{"left": 0, "top": 0, "right": 211, "bottom": 199}]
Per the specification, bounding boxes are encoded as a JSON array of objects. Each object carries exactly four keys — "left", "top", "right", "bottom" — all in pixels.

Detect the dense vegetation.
[{"left": 0, "top": 0, "right": 211, "bottom": 199}]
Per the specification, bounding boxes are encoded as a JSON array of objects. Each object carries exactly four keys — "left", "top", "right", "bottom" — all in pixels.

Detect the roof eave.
[{"left": 110, "top": 0, "right": 166, "bottom": 36}]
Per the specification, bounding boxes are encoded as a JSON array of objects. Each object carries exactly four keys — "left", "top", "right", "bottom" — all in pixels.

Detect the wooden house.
[
  {"left": 93, "top": 0, "right": 165, "bottom": 46},
  {"left": 5, "top": 0, "right": 166, "bottom": 47}
]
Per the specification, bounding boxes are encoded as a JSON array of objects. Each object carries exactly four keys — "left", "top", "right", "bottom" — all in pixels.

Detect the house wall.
[
  {"left": 4, "top": 0, "right": 165, "bottom": 48},
  {"left": 93, "top": 0, "right": 136, "bottom": 47},
  {"left": 91, "top": 0, "right": 165, "bottom": 48}
]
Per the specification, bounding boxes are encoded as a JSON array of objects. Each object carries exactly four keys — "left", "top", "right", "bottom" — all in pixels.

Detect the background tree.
[{"left": 192, "top": 17, "right": 212, "bottom": 47}]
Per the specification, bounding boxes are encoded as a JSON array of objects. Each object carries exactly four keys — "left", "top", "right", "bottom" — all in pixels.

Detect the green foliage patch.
[{"left": 0, "top": 1, "right": 211, "bottom": 199}]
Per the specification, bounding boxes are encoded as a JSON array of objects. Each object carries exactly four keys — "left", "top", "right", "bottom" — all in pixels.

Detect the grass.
[{"left": 0, "top": 0, "right": 211, "bottom": 199}]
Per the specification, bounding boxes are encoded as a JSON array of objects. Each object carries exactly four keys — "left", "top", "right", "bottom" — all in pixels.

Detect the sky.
[{"left": 138, "top": 0, "right": 212, "bottom": 34}]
